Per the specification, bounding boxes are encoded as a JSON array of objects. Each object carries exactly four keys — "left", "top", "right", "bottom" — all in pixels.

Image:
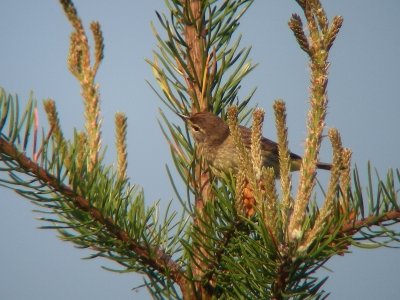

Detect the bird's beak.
[{"left": 177, "top": 112, "right": 190, "bottom": 122}]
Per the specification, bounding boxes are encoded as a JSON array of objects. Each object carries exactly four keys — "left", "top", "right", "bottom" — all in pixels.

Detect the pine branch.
[
  {"left": 342, "top": 209, "right": 400, "bottom": 235},
  {"left": 288, "top": 0, "right": 337, "bottom": 241},
  {"left": 0, "top": 136, "right": 185, "bottom": 287},
  {"left": 61, "top": 0, "right": 103, "bottom": 172}
]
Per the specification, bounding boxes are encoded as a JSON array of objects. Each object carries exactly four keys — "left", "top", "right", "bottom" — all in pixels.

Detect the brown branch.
[
  {"left": 341, "top": 210, "right": 400, "bottom": 235},
  {"left": 0, "top": 137, "right": 185, "bottom": 288},
  {"left": 180, "top": 1, "right": 214, "bottom": 299},
  {"left": 183, "top": 0, "right": 207, "bottom": 111}
]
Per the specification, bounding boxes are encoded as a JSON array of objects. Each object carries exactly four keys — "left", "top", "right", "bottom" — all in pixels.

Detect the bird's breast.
[{"left": 199, "top": 142, "right": 239, "bottom": 173}]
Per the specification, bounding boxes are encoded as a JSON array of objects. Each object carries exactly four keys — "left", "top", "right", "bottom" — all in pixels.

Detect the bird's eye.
[{"left": 191, "top": 125, "right": 200, "bottom": 132}]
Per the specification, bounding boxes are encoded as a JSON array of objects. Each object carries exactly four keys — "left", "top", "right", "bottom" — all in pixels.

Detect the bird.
[{"left": 180, "top": 111, "right": 331, "bottom": 178}]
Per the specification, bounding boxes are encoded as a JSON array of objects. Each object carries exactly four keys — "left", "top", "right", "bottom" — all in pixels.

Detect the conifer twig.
[{"left": 0, "top": 136, "right": 185, "bottom": 287}]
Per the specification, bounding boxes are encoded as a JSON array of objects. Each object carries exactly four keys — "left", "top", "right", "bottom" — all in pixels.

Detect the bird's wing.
[{"left": 239, "top": 126, "right": 301, "bottom": 161}]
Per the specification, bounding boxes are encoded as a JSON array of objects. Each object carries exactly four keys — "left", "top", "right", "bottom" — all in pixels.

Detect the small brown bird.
[{"left": 181, "top": 111, "right": 331, "bottom": 177}]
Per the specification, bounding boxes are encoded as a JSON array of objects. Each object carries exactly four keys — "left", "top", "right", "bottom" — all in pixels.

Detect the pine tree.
[{"left": 0, "top": 0, "right": 399, "bottom": 299}]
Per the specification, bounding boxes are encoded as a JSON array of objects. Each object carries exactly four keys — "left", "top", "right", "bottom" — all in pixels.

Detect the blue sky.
[{"left": 0, "top": 1, "right": 399, "bottom": 299}]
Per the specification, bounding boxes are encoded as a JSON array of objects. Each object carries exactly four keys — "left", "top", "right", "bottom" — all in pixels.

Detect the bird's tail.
[
  {"left": 290, "top": 156, "right": 332, "bottom": 172},
  {"left": 316, "top": 162, "right": 332, "bottom": 170}
]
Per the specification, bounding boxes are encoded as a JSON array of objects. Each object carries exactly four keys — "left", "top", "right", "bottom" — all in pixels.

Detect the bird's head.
[{"left": 179, "top": 111, "right": 230, "bottom": 146}]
